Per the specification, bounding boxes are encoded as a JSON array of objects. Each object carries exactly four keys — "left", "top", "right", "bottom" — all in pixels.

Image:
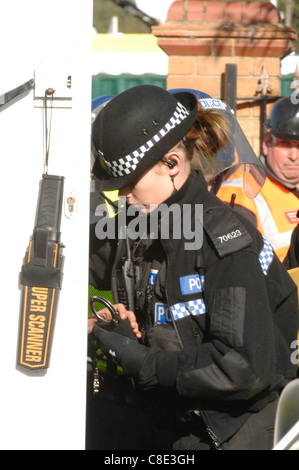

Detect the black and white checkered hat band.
[{"left": 99, "top": 101, "right": 190, "bottom": 178}]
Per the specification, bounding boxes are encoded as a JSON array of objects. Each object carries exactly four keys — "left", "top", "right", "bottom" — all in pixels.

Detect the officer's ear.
[{"left": 163, "top": 150, "right": 184, "bottom": 176}]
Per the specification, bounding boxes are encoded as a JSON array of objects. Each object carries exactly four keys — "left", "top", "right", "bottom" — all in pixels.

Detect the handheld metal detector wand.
[{"left": 17, "top": 88, "right": 65, "bottom": 371}]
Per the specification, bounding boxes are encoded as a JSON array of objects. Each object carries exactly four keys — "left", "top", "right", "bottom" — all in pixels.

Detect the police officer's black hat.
[
  {"left": 92, "top": 85, "right": 198, "bottom": 190},
  {"left": 266, "top": 95, "right": 299, "bottom": 142}
]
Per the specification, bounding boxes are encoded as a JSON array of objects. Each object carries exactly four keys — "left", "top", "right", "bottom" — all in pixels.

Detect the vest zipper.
[
  {"left": 188, "top": 410, "right": 222, "bottom": 450},
  {"left": 206, "top": 427, "right": 222, "bottom": 450},
  {"left": 191, "top": 317, "right": 201, "bottom": 339}
]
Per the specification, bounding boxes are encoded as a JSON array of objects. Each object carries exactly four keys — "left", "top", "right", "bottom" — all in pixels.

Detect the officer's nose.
[{"left": 289, "top": 145, "right": 299, "bottom": 161}]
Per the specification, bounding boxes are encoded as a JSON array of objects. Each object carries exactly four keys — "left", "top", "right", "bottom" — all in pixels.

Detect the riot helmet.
[
  {"left": 168, "top": 89, "right": 266, "bottom": 198},
  {"left": 266, "top": 95, "right": 299, "bottom": 142}
]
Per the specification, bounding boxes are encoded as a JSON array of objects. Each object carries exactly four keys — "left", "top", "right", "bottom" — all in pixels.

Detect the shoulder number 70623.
[{"left": 218, "top": 230, "right": 242, "bottom": 243}]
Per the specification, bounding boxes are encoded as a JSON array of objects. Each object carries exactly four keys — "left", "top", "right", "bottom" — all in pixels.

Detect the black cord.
[{"left": 44, "top": 88, "right": 55, "bottom": 174}]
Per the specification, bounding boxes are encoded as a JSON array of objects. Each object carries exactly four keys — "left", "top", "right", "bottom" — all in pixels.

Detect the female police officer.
[{"left": 88, "top": 85, "right": 298, "bottom": 450}]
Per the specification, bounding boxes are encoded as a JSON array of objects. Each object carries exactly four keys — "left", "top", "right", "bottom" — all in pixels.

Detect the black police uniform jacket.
[{"left": 89, "top": 170, "right": 298, "bottom": 445}]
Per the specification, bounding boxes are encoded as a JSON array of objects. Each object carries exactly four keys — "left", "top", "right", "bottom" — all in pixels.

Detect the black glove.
[
  {"left": 92, "top": 325, "right": 150, "bottom": 378},
  {"left": 92, "top": 325, "right": 180, "bottom": 390}
]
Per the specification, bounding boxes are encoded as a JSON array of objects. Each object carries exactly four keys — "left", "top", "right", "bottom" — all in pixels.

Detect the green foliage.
[
  {"left": 93, "top": 0, "right": 299, "bottom": 51},
  {"left": 93, "top": 0, "right": 151, "bottom": 34},
  {"left": 278, "top": 0, "right": 299, "bottom": 52}
]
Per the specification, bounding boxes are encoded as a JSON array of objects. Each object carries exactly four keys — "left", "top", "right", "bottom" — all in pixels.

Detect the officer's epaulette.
[{"left": 203, "top": 193, "right": 253, "bottom": 258}]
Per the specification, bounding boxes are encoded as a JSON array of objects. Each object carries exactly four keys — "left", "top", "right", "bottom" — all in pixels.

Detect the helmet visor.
[{"left": 199, "top": 98, "right": 266, "bottom": 198}]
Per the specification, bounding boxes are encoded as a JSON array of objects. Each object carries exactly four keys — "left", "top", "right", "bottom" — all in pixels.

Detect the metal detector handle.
[
  {"left": 34, "top": 174, "right": 64, "bottom": 242},
  {"left": 90, "top": 295, "right": 120, "bottom": 326}
]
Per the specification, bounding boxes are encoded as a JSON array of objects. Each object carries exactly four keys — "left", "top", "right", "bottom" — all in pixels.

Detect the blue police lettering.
[
  {"left": 155, "top": 303, "right": 172, "bottom": 324},
  {"left": 149, "top": 269, "right": 158, "bottom": 287},
  {"left": 189, "top": 277, "right": 201, "bottom": 291},
  {"left": 200, "top": 98, "right": 226, "bottom": 109},
  {"left": 180, "top": 274, "right": 204, "bottom": 296}
]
